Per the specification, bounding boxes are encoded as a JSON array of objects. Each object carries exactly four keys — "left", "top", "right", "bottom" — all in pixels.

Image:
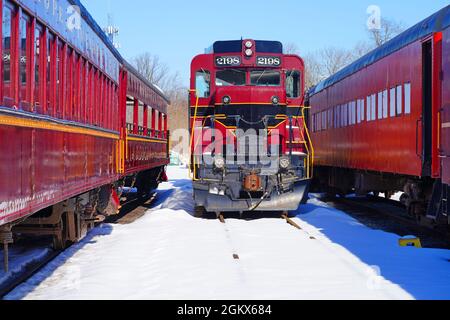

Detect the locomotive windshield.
[
  {"left": 250, "top": 70, "right": 280, "bottom": 86},
  {"left": 216, "top": 69, "right": 246, "bottom": 86}
]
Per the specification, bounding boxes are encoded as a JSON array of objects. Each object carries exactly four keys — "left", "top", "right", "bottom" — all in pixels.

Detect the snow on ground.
[{"left": 4, "top": 166, "right": 450, "bottom": 300}]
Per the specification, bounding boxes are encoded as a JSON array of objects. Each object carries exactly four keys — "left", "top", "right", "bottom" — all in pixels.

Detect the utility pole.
[{"left": 103, "top": 1, "right": 120, "bottom": 49}]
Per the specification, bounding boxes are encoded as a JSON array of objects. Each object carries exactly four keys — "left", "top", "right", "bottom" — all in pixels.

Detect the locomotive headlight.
[
  {"left": 245, "top": 49, "right": 253, "bottom": 57},
  {"left": 272, "top": 96, "right": 280, "bottom": 105},
  {"left": 214, "top": 156, "right": 225, "bottom": 170},
  {"left": 280, "top": 156, "right": 291, "bottom": 169},
  {"left": 245, "top": 41, "right": 253, "bottom": 49},
  {"left": 223, "top": 95, "right": 231, "bottom": 105}
]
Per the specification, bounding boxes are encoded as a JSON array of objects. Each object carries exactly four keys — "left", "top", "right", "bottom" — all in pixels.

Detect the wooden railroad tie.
[{"left": 281, "top": 214, "right": 302, "bottom": 230}]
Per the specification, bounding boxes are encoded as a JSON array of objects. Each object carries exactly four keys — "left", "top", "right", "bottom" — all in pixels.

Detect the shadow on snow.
[
  {"left": 4, "top": 224, "right": 113, "bottom": 300},
  {"left": 294, "top": 202, "right": 450, "bottom": 300}
]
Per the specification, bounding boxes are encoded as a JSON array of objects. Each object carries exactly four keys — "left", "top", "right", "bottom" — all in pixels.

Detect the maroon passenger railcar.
[
  {"left": 0, "top": 0, "right": 169, "bottom": 270},
  {"left": 308, "top": 6, "right": 450, "bottom": 227}
]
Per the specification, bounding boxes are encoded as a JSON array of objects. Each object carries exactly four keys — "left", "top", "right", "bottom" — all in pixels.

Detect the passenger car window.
[
  {"left": 404, "top": 83, "right": 411, "bottom": 114},
  {"left": 382, "top": 90, "right": 388, "bottom": 119},
  {"left": 378, "top": 92, "right": 383, "bottom": 120},
  {"left": 35, "top": 25, "right": 43, "bottom": 112},
  {"left": 286, "top": 70, "right": 301, "bottom": 98},
  {"left": 396, "top": 85, "right": 403, "bottom": 115},
  {"left": 3, "top": 5, "right": 12, "bottom": 104},
  {"left": 216, "top": 69, "right": 246, "bottom": 86},
  {"left": 196, "top": 70, "right": 210, "bottom": 98},
  {"left": 390, "top": 88, "right": 396, "bottom": 117},
  {"left": 20, "top": 14, "right": 31, "bottom": 110}
]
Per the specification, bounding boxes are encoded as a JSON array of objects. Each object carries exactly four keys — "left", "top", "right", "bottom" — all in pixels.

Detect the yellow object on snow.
[{"left": 399, "top": 237, "right": 422, "bottom": 248}]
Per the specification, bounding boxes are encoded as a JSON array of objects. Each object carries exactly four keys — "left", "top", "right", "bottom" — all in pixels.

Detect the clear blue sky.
[{"left": 81, "top": 0, "right": 449, "bottom": 85}]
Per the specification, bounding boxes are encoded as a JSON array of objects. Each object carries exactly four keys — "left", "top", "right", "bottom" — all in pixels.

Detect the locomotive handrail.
[
  {"left": 300, "top": 106, "right": 314, "bottom": 179},
  {"left": 189, "top": 91, "right": 220, "bottom": 183},
  {"left": 189, "top": 90, "right": 200, "bottom": 181}
]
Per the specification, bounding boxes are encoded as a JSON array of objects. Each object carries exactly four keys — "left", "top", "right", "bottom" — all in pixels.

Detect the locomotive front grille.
[
  {"left": 215, "top": 104, "right": 287, "bottom": 130},
  {"left": 214, "top": 104, "right": 286, "bottom": 162}
]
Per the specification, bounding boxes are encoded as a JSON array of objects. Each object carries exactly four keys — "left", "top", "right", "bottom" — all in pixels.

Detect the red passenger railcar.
[
  {"left": 0, "top": 0, "right": 169, "bottom": 269},
  {"left": 308, "top": 6, "right": 450, "bottom": 227}
]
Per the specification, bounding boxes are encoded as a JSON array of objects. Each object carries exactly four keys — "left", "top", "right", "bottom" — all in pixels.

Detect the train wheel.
[
  {"left": 97, "top": 186, "right": 112, "bottom": 215},
  {"left": 53, "top": 235, "right": 67, "bottom": 250},
  {"left": 194, "top": 206, "right": 206, "bottom": 218},
  {"left": 52, "top": 213, "right": 70, "bottom": 250},
  {"left": 399, "top": 193, "right": 409, "bottom": 206}
]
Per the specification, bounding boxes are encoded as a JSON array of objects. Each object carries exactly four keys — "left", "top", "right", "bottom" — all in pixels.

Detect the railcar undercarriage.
[
  {"left": 313, "top": 166, "right": 450, "bottom": 228},
  {"left": 1, "top": 167, "right": 166, "bottom": 272}
]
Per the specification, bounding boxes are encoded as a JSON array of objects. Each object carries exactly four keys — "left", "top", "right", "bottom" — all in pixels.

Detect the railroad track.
[
  {"left": 0, "top": 191, "right": 164, "bottom": 299},
  {"left": 107, "top": 192, "right": 159, "bottom": 225},
  {"left": 0, "top": 249, "right": 61, "bottom": 298},
  {"left": 216, "top": 212, "right": 318, "bottom": 263},
  {"left": 214, "top": 195, "right": 449, "bottom": 260},
  {"left": 322, "top": 195, "right": 450, "bottom": 248}
]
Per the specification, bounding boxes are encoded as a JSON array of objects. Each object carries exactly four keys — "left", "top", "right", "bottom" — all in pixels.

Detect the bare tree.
[
  {"left": 320, "top": 47, "right": 355, "bottom": 76},
  {"left": 132, "top": 53, "right": 186, "bottom": 98},
  {"left": 132, "top": 53, "right": 170, "bottom": 88},
  {"left": 303, "top": 53, "right": 324, "bottom": 91},
  {"left": 352, "top": 41, "right": 374, "bottom": 60},
  {"left": 284, "top": 43, "right": 357, "bottom": 90},
  {"left": 131, "top": 52, "right": 189, "bottom": 140},
  {"left": 284, "top": 42, "right": 300, "bottom": 55},
  {"left": 368, "top": 18, "right": 404, "bottom": 47}
]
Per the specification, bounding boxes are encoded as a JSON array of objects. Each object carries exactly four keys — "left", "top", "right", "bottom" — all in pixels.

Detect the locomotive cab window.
[
  {"left": 286, "top": 70, "right": 301, "bottom": 98},
  {"left": 195, "top": 70, "right": 210, "bottom": 98},
  {"left": 250, "top": 70, "right": 280, "bottom": 86},
  {"left": 216, "top": 69, "right": 246, "bottom": 86}
]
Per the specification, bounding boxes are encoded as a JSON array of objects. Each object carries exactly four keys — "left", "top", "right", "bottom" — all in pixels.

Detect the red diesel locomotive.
[
  {"left": 308, "top": 6, "right": 450, "bottom": 227},
  {"left": 0, "top": 0, "right": 169, "bottom": 269},
  {"left": 189, "top": 40, "right": 313, "bottom": 215}
]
